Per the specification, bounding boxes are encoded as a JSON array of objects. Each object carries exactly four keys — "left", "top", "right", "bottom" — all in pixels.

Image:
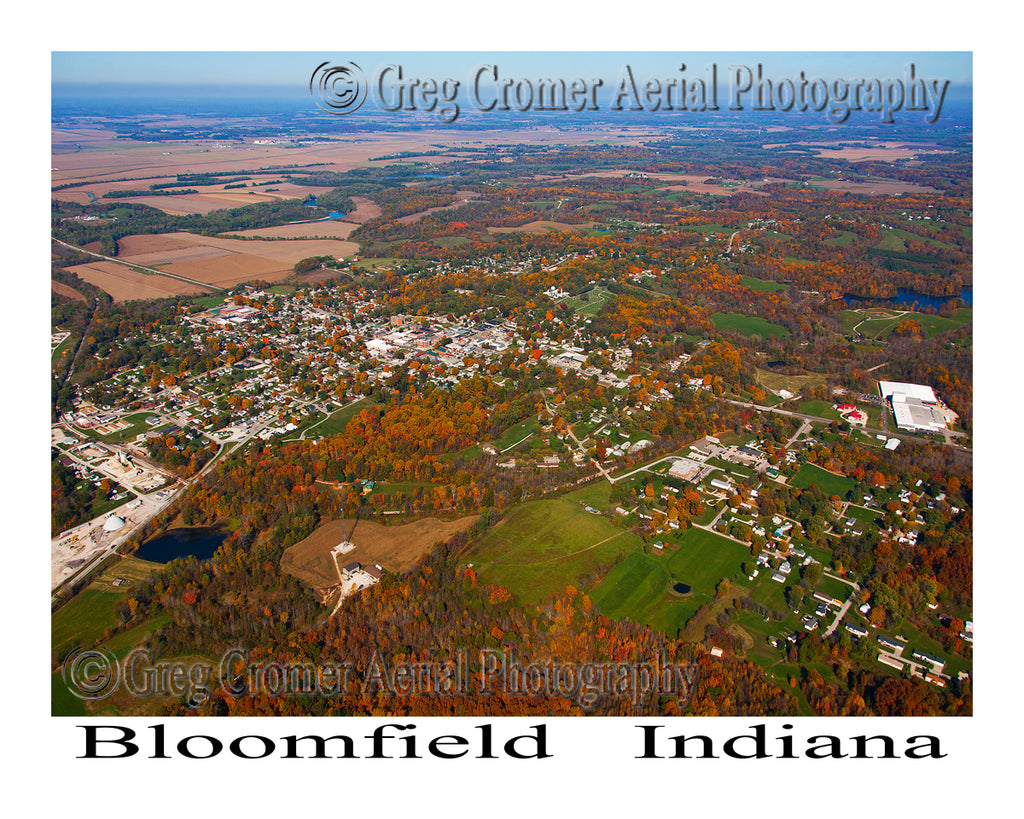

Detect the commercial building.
[{"left": 878, "top": 381, "right": 955, "bottom": 433}]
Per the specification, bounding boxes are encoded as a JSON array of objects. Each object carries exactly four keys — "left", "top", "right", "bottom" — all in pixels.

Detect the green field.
[
  {"left": 826, "top": 230, "right": 859, "bottom": 247},
  {"left": 52, "top": 333, "right": 75, "bottom": 363},
  {"left": 52, "top": 588, "right": 124, "bottom": 661},
  {"left": 741, "top": 276, "right": 789, "bottom": 293},
  {"left": 306, "top": 398, "right": 373, "bottom": 439},
  {"left": 592, "top": 550, "right": 700, "bottom": 638},
  {"left": 710, "top": 312, "right": 790, "bottom": 338},
  {"left": 565, "top": 286, "right": 613, "bottom": 317},
  {"left": 464, "top": 491, "right": 643, "bottom": 606},
  {"left": 877, "top": 227, "right": 956, "bottom": 252},
  {"left": 93, "top": 411, "right": 156, "bottom": 444},
  {"left": 844, "top": 503, "right": 882, "bottom": 527},
  {"left": 796, "top": 399, "right": 842, "bottom": 421},
  {"left": 493, "top": 416, "right": 540, "bottom": 452},
  {"left": 52, "top": 556, "right": 164, "bottom": 661},
  {"left": 755, "top": 368, "right": 826, "bottom": 397},
  {"left": 664, "top": 528, "right": 750, "bottom": 595},
  {"left": 841, "top": 308, "right": 972, "bottom": 340},
  {"left": 790, "top": 464, "right": 857, "bottom": 497}
]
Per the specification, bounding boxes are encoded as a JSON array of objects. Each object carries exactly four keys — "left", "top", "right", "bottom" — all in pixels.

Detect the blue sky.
[{"left": 52, "top": 52, "right": 972, "bottom": 89}]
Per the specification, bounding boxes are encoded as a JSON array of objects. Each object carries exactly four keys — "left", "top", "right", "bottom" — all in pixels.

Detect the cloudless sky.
[{"left": 52, "top": 51, "right": 972, "bottom": 89}]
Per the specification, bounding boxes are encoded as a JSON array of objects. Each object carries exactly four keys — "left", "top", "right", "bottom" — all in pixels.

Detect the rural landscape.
[{"left": 51, "top": 54, "right": 973, "bottom": 719}]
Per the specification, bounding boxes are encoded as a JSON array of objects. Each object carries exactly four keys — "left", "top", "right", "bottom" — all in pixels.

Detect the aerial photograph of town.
[{"left": 49, "top": 49, "right": 976, "bottom": 728}]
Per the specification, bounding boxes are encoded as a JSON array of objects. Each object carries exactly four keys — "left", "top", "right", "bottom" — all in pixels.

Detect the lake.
[
  {"left": 136, "top": 525, "right": 228, "bottom": 563},
  {"left": 844, "top": 287, "right": 972, "bottom": 310}
]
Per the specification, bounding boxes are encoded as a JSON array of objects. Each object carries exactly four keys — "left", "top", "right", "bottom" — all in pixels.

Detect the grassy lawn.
[
  {"left": 352, "top": 257, "right": 407, "bottom": 271},
  {"left": 826, "top": 230, "right": 859, "bottom": 247},
  {"left": 93, "top": 411, "right": 159, "bottom": 444},
  {"left": 463, "top": 495, "right": 642, "bottom": 607},
  {"left": 52, "top": 333, "right": 75, "bottom": 363},
  {"left": 680, "top": 223, "right": 730, "bottom": 235},
  {"left": 593, "top": 551, "right": 671, "bottom": 618},
  {"left": 664, "top": 528, "right": 750, "bottom": 598},
  {"left": 493, "top": 416, "right": 539, "bottom": 452},
  {"left": 52, "top": 556, "right": 163, "bottom": 662},
  {"left": 710, "top": 312, "right": 790, "bottom": 338},
  {"left": 841, "top": 307, "right": 971, "bottom": 340},
  {"left": 741, "top": 275, "right": 789, "bottom": 292},
  {"left": 877, "top": 227, "right": 956, "bottom": 252},
  {"left": 790, "top": 464, "right": 857, "bottom": 497},
  {"left": 192, "top": 294, "right": 227, "bottom": 309},
  {"left": 845, "top": 503, "right": 882, "bottom": 527},
  {"left": 52, "top": 588, "right": 123, "bottom": 662},
  {"left": 565, "top": 286, "right": 613, "bottom": 317},
  {"left": 366, "top": 480, "right": 436, "bottom": 498},
  {"left": 308, "top": 398, "right": 374, "bottom": 438},
  {"left": 753, "top": 368, "right": 831, "bottom": 399}
]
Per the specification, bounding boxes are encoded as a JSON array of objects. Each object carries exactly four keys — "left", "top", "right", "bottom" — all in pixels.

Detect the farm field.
[
  {"left": 281, "top": 515, "right": 479, "bottom": 591},
  {"left": 52, "top": 281, "right": 87, "bottom": 302},
  {"left": 807, "top": 177, "right": 938, "bottom": 195},
  {"left": 70, "top": 229, "right": 369, "bottom": 298},
  {"left": 463, "top": 495, "right": 641, "bottom": 607},
  {"left": 226, "top": 220, "right": 360, "bottom": 240},
  {"left": 711, "top": 312, "right": 790, "bottom": 338},
  {"left": 68, "top": 260, "right": 208, "bottom": 301},
  {"left": 343, "top": 196, "right": 381, "bottom": 222}
]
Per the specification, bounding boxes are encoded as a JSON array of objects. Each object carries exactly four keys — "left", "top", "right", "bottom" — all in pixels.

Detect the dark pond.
[
  {"left": 136, "top": 525, "right": 228, "bottom": 564},
  {"left": 672, "top": 582, "right": 692, "bottom": 594},
  {"left": 843, "top": 287, "right": 972, "bottom": 310}
]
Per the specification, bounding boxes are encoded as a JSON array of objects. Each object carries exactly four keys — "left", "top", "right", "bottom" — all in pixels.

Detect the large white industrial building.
[{"left": 878, "top": 381, "right": 955, "bottom": 433}]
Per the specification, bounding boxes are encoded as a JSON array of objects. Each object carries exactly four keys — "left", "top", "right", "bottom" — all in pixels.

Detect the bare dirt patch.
[{"left": 282, "top": 515, "right": 479, "bottom": 591}]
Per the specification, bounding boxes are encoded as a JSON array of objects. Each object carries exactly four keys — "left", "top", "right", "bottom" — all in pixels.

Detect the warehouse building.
[{"left": 878, "top": 380, "right": 955, "bottom": 433}]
